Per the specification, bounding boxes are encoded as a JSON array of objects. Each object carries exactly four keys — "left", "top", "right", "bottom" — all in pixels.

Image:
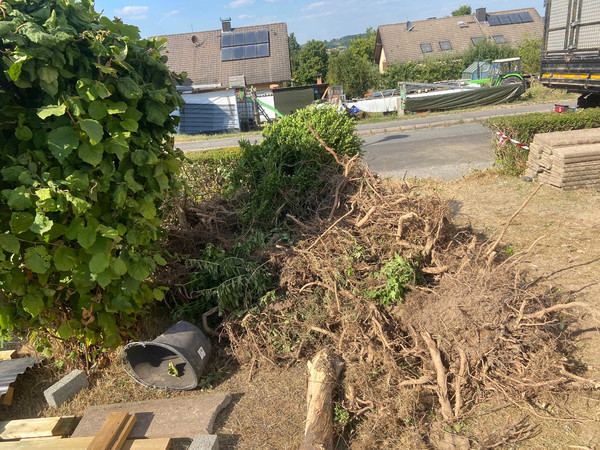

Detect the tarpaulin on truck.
[{"left": 405, "top": 83, "right": 524, "bottom": 112}]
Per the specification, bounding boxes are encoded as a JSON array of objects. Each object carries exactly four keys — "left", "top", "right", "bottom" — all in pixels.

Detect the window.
[
  {"left": 439, "top": 40, "right": 452, "bottom": 51},
  {"left": 471, "top": 36, "right": 484, "bottom": 45},
  {"left": 221, "top": 30, "right": 270, "bottom": 61},
  {"left": 420, "top": 43, "right": 433, "bottom": 53},
  {"left": 492, "top": 34, "right": 506, "bottom": 43}
]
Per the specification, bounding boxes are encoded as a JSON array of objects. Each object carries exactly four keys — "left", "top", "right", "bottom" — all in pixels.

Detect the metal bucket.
[{"left": 123, "top": 321, "right": 212, "bottom": 390}]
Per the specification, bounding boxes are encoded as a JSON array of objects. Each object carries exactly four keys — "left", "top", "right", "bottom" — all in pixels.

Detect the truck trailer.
[{"left": 540, "top": 0, "right": 600, "bottom": 106}]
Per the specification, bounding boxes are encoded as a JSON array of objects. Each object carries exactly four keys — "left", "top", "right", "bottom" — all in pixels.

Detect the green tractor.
[{"left": 466, "top": 57, "right": 525, "bottom": 87}]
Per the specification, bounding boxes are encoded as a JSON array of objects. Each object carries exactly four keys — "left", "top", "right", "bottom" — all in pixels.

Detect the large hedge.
[
  {"left": 0, "top": 0, "right": 183, "bottom": 352},
  {"left": 485, "top": 108, "right": 600, "bottom": 174}
]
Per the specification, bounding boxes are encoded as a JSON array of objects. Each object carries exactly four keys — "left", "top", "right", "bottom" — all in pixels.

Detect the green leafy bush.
[
  {"left": 230, "top": 106, "right": 363, "bottom": 228},
  {"left": 0, "top": 0, "right": 183, "bottom": 351},
  {"left": 382, "top": 57, "right": 464, "bottom": 88},
  {"left": 365, "top": 254, "right": 422, "bottom": 306},
  {"left": 485, "top": 108, "right": 600, "bottom": 174}
]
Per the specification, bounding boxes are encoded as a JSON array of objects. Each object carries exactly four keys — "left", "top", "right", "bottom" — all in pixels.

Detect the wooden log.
[
  {"left": 110, "top": 414, "right": 136, "bottom": 450},
  {"left": 87, "top": 412, "right": 130, "bottom": 450},
  {"left": 1, "top": 388, "right": 14, "bottom": 406},
  {"left": 300, "top": 349, "right": 343, "bottom": 450},
  {"left": 0, "top": 437, "right": 171, "bottom": 449},
  {"left": 0, "top": 351, "right": 16, "bottom": 361},
  {"left": 0, "top": 417, "right": 76, "bottom": 440}
]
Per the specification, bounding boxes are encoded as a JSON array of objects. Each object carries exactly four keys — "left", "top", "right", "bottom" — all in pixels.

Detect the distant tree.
[
  {"left": 296, "top": 39, "right": 329, "bottom": 85},
  {"left": 348, "top": 27, "right": 377, "bottom": 61},
  {"left": 327, "top": 50, "right": 380, "bottom": 99},
  {"left": 517, "top": 35, "right": 542, "bottom": 75},
  {"left": 461, "top": 38, "right": 516, "bottom": 68},
  {"left": 451, "top": 5, "right": 472, "bottom": 16},
  {"left": 288, "top": 32, "right": 301, "bottom": 79}
]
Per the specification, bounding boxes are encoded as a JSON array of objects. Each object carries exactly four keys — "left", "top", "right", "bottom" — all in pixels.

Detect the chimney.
[
  {"left": 316, "top": 74, "right": 323, "bottom": 85},
  {"left": 475, "top": 7, "right": 486, "bottom": 22},
  {"left": 221, "top": 17, "right": 232, "bottom": 32}
]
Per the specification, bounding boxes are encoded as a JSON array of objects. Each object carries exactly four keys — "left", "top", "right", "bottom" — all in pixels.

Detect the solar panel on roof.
[
  {"left": 257, "top": 43, "right": 269, "bottom": 57},
  {"left": 233, "top": 33, "right": 245, "bottom": 46},
  {"left": 488, "top": 15, "right": 501, "bottom": 26},
  {"left": 221, "top": 47, "right": 233, "bottom": 61},
  {"left": 245, "top": 31, "right": 257, "bottom": 44},
  {"left": 519, "top": 12, "right": 533, "bottom": 23},
  {"left": 222, "top": 33, "right": 234, "bottom": 47},
  {"left": 498, "top": 14, "right": 511, "bottom": 25},
  {"left": 508, "top": 13, "right": 523, "bottom": 23},
  {"left": 257, "top": 30, "right": 269, "bottom": 43},
  {"left": 245, "top": 45, "right": 257, "bottom": 58}
]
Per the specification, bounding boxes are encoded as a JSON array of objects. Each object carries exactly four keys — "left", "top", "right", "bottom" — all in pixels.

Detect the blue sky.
[{"left": 93, "top": 0, "right": 545, "bottom": 44}]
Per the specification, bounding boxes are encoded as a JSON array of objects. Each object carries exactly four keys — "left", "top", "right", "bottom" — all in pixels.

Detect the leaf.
[
  {"left": 57, "top": 323, "right": 73, "bottom": 339},
  {"left": 128, "top": 260, "right": 150, "bottom": 281},
  {"left": 110, "top": 258, "right": 128, "bottom": 276},
  {"left": 80, "top": 119, "right": 104, "bottom": 144},
  {"left": 76, "top": 79, "right": 98, "bottom": 101},
  {"left": 89, "top": 253, "right": 110, "bottom": 274},
  {"left": 54, "top": 247, "right": 77, "bottom": 271},
  {"left": 111, "top": 295, "right": 133, "bottom": 312},
  {"left": 106, "top": 101, "right": 127, "bottom": 114},
  {"left": 121, "top": 118, "right": 138, "bottom": 132},
  {"left": 30, "top": 212, "right": 54, "bottom": 234},
  {"left": 4, "top": 186, "right": 32, "bottom": 210},
  {"left": 24, "top": 246, "right": 51, "bottom": 274},
  {"left": 138, "top": 199, "right": 156, "bottom": 219},
  {"left": 0, "top": 234, "right": 20, "bottom": 254},
  {"left": 124, "top": 169, "right": 143, "bottom": 192},
  {"left": 7, "top": 53, "right": 29, "bottom": 81},
  {"left": 153, "top": 254, "right": 167, "bottom": 266},
  {"left": 37, "top": 66, "right": 58, "bottom": 84},
  {"left": 117, "top": 77, "right": 143, "bottom": 100},
  {"left": 10, "top": 212, "right": 35, "bottom": 234},
  {"left": 15, "top": 126, "right": 33, "bottom": 141},
  {"left": 153, "top": 288, "right": 165, "bottom": 301},
  {"left": 48, "top": 126, "right": 79, "bottom": 161},
  {"left": 104, "top": 138, "right": 128, "bottom": 160},
  {"left": 77, "top": 142, "right": 103, "bottom": 166},
  {"left": 22, "top": 294, "right": 44, "bottom": 318},
  {"left": 96, "top": 269, "right": 113, "bottom": 288},
  {"left": 94, "top": 81, "right": 111, "bottom": 99},
  {"left": 77, "top": 226, "right": 97, "bottom": 249},
  {"left": 88, "top": 101, "right": 107, "bottom": 120},
  {"left": 37, "top": 104, "right": 66, "bottom": 120}
]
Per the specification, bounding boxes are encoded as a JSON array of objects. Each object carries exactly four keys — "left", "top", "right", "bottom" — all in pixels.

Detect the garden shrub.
[
  {"left": 230, "top": 105, "right": 363, "bottom": 228},
  {"left": 485, "top": 108, "right": 600, "bottom": 175},
  {"left": 0, "top": 0, "right": 183, "bottom": 353}
]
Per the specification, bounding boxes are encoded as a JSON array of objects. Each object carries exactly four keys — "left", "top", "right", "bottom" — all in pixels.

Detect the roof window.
[
  {"left": 420, "top": 43, "right": 433, "bottom": 53},
  {"left": 439, "top": 40, "right": 452, "bottom": 51}
]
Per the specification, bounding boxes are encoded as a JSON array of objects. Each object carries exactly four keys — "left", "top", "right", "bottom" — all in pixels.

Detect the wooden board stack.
[{"left": 525, "top": 128, "right": 600, "bottom": 189}]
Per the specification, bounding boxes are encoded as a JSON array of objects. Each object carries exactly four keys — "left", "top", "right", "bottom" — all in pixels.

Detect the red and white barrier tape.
[{"left": 496, "top": 131, "right": 529, "bottom": 150}]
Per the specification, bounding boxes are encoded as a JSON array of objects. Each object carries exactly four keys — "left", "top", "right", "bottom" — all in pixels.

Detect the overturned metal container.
[{"left": 123, "top": 321, "right": 212, "bottom": 390}]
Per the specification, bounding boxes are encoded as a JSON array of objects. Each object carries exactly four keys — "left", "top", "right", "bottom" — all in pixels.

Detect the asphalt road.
[{"left": 362, "top": 123, "right": 494, "bottom": 180}]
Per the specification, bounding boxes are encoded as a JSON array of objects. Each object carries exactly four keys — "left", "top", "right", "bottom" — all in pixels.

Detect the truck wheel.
[{"left": 500, "top": 75, "right": 524, "bottom": 86}]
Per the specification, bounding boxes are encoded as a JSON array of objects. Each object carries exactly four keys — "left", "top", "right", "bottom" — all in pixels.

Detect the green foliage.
[
  {"left": 461, "top": 38, "right": 517, "bottom": 69},
  {"left": 347, "top": 27, "right": 377, "bottom": 62},
  {"left": 485, "top": 108, "right": 600, "bottom": 174},
  {"left": 451, "top": 5, "right": 472, "bottom": 16},
  {"left": 382, "top": 56, "right": 464, "bottom": 87},
  {"left": 183, "top": 147, "right": 241, "bottom": 200},
  {"left": 327, "top": 50, "right": 380, "bottom": 99},
  {"left": 323, "top": 32, "right": 367, "bottom": 50},
  {"left": 517, "top": 35, "right": 542, "bottom": 75},
  {"left": 177, "top": 234, "right": 273, "bottom": 318},
  {"left": 288, "top": 32, "right": 301, "bottom": 81},
  {"left": 0, "top": 0, "right": 183, "bottom": 351},
  {"left": 365, "top": 254, "right": 421, "bottom": 306},
  {"left": 295, "top": 39, "right": 329, "bottom": 85},
  {"left": 230, "top": 106, "right": 363, "bottom": 228}
]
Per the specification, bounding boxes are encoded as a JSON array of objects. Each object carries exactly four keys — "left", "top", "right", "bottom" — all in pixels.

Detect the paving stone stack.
[{"left": 526, "top": 128, "right": 600, "bottom": 189}]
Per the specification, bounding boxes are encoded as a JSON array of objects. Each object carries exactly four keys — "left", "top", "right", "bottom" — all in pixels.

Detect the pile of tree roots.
[{"left": 173, "top": 146, "right": 600, "bottom": 447}]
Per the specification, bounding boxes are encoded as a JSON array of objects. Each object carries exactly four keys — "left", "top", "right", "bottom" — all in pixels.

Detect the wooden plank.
[
  {"left": 109, "top": 414, "right": 136, "bottom": 450},
  {"left": 87, "top": 413, "right": 130, "bottom": 450},
  {"left": 0, "top": 437, "right": 171, "bottom": 449},
  {"left": 0, "top": 417, "right": 76, "bottom": 440},
  {"left": 0, "top": 388, "right": 14, "bottom": 406},
  {"left": 51, "top": 416, "right": 77, "bottom": 438},
  {"left": 0, "top": 351, "right": 16, "bottom": 361}
]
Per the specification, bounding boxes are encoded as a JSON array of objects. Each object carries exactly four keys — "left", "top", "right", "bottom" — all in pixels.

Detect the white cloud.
[
  {"left": 264, "top": 0, "right": 280, "bottom": 2},
  {"left": 238, "top": 14, "right": 256, "bottom": 19},
  {"left": 303, "top": 1, "right": 326, "bottom": 11},
  {"left": 159, "top": 10, "right": 180, "bottom": 23},
  {"left": 114, "top": 6, "right": 149, "bottom": 20},
  {"left": 228, "top": 0, "right": 255, "bottom": 8}
]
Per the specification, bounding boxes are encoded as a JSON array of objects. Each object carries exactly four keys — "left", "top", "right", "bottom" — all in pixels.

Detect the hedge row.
[{"left": 485, "top": 108, "right": 600, "bottom": 175}]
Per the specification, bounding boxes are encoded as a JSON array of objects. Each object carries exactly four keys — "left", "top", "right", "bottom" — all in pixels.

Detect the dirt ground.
[{"left": 2, "top": 171, "right": 598, "bottom": 449}]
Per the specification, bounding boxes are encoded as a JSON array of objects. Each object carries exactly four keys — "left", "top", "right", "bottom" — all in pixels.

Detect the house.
[
  {"left": 155, "top": 20, "right": 292, "bottom": 133},
  {"left": 155, "top": 20, "right": 292, "bottom": 91},
  {"left": 375, "top": 7, "right": 544, "bottom": 72}
]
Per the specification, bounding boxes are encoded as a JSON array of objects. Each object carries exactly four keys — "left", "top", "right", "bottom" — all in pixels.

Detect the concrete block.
[
  {"left": 189, "top": 434, "right": 219, "bottom": 450},
  {"left": 44, "top": 369, "right": 88, "bottom": 408}
]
